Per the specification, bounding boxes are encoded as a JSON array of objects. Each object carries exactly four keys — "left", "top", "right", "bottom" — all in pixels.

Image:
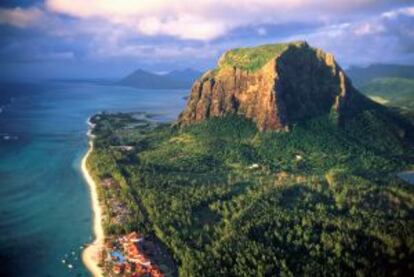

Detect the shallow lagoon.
[{"left": 0, "top": 81, "right": 186, "bottom": 276}]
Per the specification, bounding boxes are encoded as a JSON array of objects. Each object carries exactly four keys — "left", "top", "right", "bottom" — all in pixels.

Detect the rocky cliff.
[{"left": 178, "top": 41, "right": 365, "bottom": 131}]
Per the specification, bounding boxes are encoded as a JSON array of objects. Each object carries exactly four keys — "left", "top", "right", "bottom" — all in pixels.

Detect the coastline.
[
  {"left": 79, "top": 114, "right": 175, "bottom": 277},
  {"left": 398, "top": 170, "right": 414, "bottom": 185},
  {"left": 81, "top": 138, "right": 105, "bottom": 277}
]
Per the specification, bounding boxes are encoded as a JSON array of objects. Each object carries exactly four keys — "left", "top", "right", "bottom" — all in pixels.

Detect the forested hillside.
[{"left": 87, "top": 111, "right": 414, "bottom": 276}]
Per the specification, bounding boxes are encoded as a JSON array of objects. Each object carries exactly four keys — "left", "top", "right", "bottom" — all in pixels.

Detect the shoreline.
[
  {"left": 81, "top": 139, "right": 105, "bottom": 277},
  {"left": 398, "top": 170, "right": 414, "bottom": 185}
]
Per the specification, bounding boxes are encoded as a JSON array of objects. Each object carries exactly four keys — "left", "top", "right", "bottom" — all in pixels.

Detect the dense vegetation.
[
  {"left": 218, "top": 42, "right": 296, "bottom": 71},
  {"left": 87, "top": 109, "right": 414, "bottom": 276}
]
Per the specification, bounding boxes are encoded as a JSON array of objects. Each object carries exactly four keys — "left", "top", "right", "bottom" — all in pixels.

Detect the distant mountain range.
[
  {"left": 346, "top": 64, "right": 414, "bottom": 120},
  {"left": 346, "top": 64, "right": 414, "bottom": 86},
  {"left": 118, "top": 68, "right": 201, "bottom": 89}
]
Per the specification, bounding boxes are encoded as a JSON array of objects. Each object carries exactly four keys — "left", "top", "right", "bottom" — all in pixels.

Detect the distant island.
[
  {"left": 82, "top": 42, "right": 414, "bottom": 276},
  {"left": 118, "top": 68, "right": 201, "bottom": 89}
]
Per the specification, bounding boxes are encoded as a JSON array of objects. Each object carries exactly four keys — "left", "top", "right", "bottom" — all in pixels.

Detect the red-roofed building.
[
  {"left": 113, "top": 231, "right": 165, "bottom": 277},
  {"left": 113, "top": 263, "right": 124, "bottom": 275},
  {"left": 150, "top": 266, "right": 164, "bottom": 277},
  {"left": 127, "top": 231, "right": 143, "bottom": 242},
  {"left": 135, "top": 264, "right": 149, "bottom": 276},
  {"left": 125, "top": 262, "right": 133, "bottom": 273}
]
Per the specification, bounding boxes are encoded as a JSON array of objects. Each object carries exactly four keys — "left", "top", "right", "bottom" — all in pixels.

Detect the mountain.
[
  {"left": 347, "top": 64, "right": 414, "bottom": 86},
  {"left": 118, "top": 68, "right": 201, "bottom": 89},
  {"left": 347, "top": 64, "right": 414, "bottom": 120},
  {"left": 164, "top": 68, "right": 202, "bottom": 87},
  {"left": 178, "top": 41, "right": 370, "bottom": 131},
  {"left": 88, "top": 42, "right": 414, "bottom": 277}
]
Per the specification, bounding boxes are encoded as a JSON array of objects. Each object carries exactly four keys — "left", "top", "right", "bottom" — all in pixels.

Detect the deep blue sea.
[{"left": 0, "top": 81, "right": 187, "bottom": 276}]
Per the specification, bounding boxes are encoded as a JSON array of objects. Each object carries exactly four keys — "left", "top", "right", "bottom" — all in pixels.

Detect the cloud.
[
  {"left": 286, "top": 5, "right": 414, "bottom": 66},
  {"left": 0, "top": 0, "right": 413, "bottom": 80},
  {"left": 0, "top": 7, "right": 43, "bottom": 28},
  {"left": 44, "top": 0, "right": 409, "bottom": 41},
  {"left": 382, "top": 5, "right": 414, "bottom": 18},
  {"left": 135, "top": 15, "right": 229, "bottom": 40},
  {"left": 353, "top": 22, "right": 385, "bottom": 36}
]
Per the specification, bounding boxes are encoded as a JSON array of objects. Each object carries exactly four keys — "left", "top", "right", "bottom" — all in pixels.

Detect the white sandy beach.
[{"left": 81, "top": 141, "right": 105, "bottom": 277}]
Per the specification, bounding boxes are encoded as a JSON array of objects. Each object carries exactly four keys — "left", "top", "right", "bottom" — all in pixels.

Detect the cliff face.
[{"left": 178, "top": 41, "right": 362, "bottom": 131}]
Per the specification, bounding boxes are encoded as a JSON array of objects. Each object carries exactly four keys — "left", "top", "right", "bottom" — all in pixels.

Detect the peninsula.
[{"left": 82, "top": 42, "right": 414, "bottom": 276}]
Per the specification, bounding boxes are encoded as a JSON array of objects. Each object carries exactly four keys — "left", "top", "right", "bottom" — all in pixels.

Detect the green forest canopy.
[{"left": 87, "top": 110, "right": 414, "bottom": 276}]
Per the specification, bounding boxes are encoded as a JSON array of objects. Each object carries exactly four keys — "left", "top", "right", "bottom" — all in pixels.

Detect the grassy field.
[
  {"left": 87, "top": 107, "right": 414, "bottom": 276},
  {"left": 217, "top": 42, "right": 299, "bottom": 72}
]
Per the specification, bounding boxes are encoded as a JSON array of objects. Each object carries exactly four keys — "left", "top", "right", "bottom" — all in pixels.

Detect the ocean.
[{"left": 0, "top": 81, "right": 187, "bottom": 276}]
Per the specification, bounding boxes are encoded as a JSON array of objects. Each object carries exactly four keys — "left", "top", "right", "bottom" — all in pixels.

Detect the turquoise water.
[
  {"left": 0, "top": 81, "right": 187, "bottom": 276},
  {"left": 398, "top": 171, "right": 414, "bottom": 185}
]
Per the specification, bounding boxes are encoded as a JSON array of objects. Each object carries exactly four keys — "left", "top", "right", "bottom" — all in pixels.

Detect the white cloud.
[
  {"left": 353, "top": 22, "right": 385, "bottom": 36},
  {"left": 90, "top": 36, "right": 220, "bottom": 62},
  {"left": 44, "top": 0, "right": 406, "bottom": 41},
  {"left": 382, "top": 6, "right": 414, "bottom": 18},
  {"left": 0, "top": 7, "right": 44, "bottom": 28},
  {"left": 135, "top": 15, "right": 229, "bottom": 40},
  {"left": 285, "top": 5, "right": 414, "bottom": 66}
]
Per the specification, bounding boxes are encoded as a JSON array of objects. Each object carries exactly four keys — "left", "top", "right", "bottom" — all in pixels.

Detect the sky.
[{"left": 0, "top": 0, "right": 413, "bottom": 80}]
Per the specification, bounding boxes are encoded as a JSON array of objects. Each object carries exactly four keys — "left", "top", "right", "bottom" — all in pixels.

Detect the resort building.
[{"left": 108, "top": 231, "right": 165, "bottom": 277}]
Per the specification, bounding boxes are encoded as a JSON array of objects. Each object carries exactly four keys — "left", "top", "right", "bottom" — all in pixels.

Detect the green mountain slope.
[
  {"left": 90, "top": 46, "right": 414, "bottom": 277},
  {"left": 88, "top": 109, "right": 414, "bottom": 276},
  {"left": 346, "top": 64, "right": 414, "bottom": 120},
  {"left": 357, "top": 77, "right": 414, "bottom": 119}
]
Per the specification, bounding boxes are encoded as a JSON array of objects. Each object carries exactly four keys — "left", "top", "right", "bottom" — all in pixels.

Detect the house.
[
  {"left": 127, "top": 231, "right": 143, "bottom": 242},
  {"left": 135, "top": 264, "right": 149, "bottom": 276},
  {"left": 120, "top": 145, "right": 134, "bottom": 151},
  {"left": 125, "top": 243, "right": 151, "bottom": 266},
  {"left": 113, "top": 263, "right": 124, "bottom": 275},
  {"left": 102, "top": 178, "right": 115, "bottom": 188},
  {"left": 125, "top": 262, "right": 133, "bottom": 273},
  {"left": 111, "top": 231, "right": 164, "bottom": 277},
  {"left": 105, "top": 240, "right": 114, "bottom": 249},
  {"left": 150, "top": 265, "right": 164, "bottom": 277}
]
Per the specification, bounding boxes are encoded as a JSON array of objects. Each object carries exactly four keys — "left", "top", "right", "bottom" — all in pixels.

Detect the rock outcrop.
[{"left": 178, "top": 41, "right": 364, "bottom": 131}]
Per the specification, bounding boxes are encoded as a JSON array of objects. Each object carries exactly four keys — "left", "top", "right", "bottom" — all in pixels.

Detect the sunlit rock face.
[{"left": 178, "top": 41, "right": 362, "bottom": 131}]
